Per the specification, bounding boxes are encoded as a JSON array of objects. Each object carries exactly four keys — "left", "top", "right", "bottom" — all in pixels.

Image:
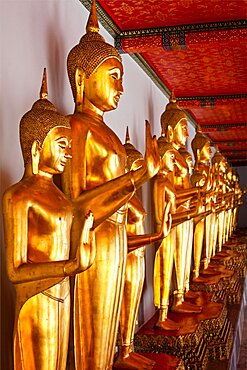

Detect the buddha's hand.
[
  {"left": 77, "top": 211, "right": 96, "bottom": 272},
  {"left": 143, "top": 120, "right": 160, "bottom": 179},
  {"left": 160, "top": 201, "right": 172, "bottom": 238}
]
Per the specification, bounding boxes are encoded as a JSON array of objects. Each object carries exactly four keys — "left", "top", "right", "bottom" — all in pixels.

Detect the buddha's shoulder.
[
  {"left": 3, "top": 177, "right": 45, "bottom": 203},
  {"left": 3, "top": 178, "right": 33, "bottom": 206}
]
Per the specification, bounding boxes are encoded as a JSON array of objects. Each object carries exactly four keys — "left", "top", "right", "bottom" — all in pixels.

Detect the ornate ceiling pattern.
[{"left": 80, "top": 0, "right": 247, "bottom": 166}]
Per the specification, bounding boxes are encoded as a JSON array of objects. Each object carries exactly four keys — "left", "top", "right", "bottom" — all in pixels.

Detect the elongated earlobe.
[
  {"left": 75, "top": 68, "right": 85, "bottom": 113},
  {"left": 167, "top": 125, "right": 173, "bottom": 143},
  {"left": 196, "top": 149, "right": 201, "bottom": 163},
  {"left": 31, "top": 140, "right": 41, "bottom": 175}
]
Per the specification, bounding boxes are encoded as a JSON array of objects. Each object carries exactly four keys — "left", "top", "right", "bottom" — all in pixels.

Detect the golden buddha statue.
[
  {"left": 231, "top": 170, "right": 241, "bottom": 235},
  {"left": 160, "top": 93, "right": 201, "bottom": 313},
  {"left": 178, "top": 148, "right": 195, "bottom": 295},
  {"left": 153, "top": 133, "right": 201, "bottom": 330},
  {"left": 191, "top": 126, "right": 215, "bottom": 277},
  {"left": 64, "top": 2, "right": 160, "bottom": 369},
  {"left": 211, "top": 147, "right": 227, "bottom": 253},
  {"left": 153, "top": 137, "right": 179, "bottom": 330},
  {"left": 224, "top": 165, "right": 234, "bottom": 242},
  {"left": 2, "top": 70, "right": 96, "bottom": 370},
  {"left": 114, "top": 129, "right": 172, "bottom": 370}
]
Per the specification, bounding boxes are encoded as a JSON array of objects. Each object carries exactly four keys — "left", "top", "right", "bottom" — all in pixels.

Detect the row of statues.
[{"left": 2, "top": 1, "right": 245, "bottom": 370}]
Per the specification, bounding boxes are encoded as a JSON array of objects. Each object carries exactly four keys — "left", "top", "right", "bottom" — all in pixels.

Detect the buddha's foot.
[
  {"left": 155, "top": 318, "right": 180, "bottom": 331},
  {"left": 217, "top": 251, "right": 230, "bottom": 257},
  {"left": 200, "top": 268, "right": 219, "bottom": 276},
  {"left": 114, "top": 352, "right": 154, "bottom": 370},
  {"left": 184, "top": 290, "right": 200, "bottom": 299},
  {"left": 171, "top": 301, "right": 202, "bottom": 314},
  {"left": 129, "top": 352, "right": 155, "bottom": 368}
]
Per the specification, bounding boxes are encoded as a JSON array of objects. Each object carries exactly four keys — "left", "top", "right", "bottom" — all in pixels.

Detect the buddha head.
[
  {"left": 191, "top": 125, "right": 211, "bottom": 163},
  {"left": 211, "top": 146, "right": 227, "bottom": 172},
  {"left": 20, "top": 69, "right": 71, "bottom": 175},
  {"left": 67, "top": 0, "right": 123, "bottom": 114},
  {"left": 124, "top": 127, "right": 143, "bottom": 171},
  {"left": 157, "top": 136, "right": 176, "bottom": 173},
  {"left": 160, "top": 91, "right": 188, "bottom": 149}
]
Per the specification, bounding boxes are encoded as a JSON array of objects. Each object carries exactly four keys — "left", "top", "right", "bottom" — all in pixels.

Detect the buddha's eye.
[{"left": 56, "top": 138, "right": 69, "bottom": 150}]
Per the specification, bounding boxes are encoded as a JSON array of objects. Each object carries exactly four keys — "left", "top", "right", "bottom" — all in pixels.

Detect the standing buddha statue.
[
  {"left": 115, "top": 128, "right": 172, "bottom": 370},
  {"left": 191, "top": 126, "right": 214, "bottom": 276},
  {"left": 64, "top": 2, "right": 160, "bottom": 369},
  {"left": 211, "top": 147, "right": 228, "bottom": 253},
  {"left": 2, "top": 70, "right": 97, "bottom": 370},
  {"left": 161, "top": 92, "right": 201, "bottom": 313},
  {"left": 178, "top": 148, "right": 195, "bottom": 295}
]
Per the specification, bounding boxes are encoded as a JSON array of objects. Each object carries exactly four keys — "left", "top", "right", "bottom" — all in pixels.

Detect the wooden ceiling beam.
[
  {"left": 201, "top": 123, "right": 247, "bottom": 132},
  {"left": 115, "top": 24, "right": 247, "bottom": 53},
  {"left": 213, "top": 139, "right": 247, "bottom": 144},
  {"left": 177, "top": 95, "right": 247, "bottom": 109}
]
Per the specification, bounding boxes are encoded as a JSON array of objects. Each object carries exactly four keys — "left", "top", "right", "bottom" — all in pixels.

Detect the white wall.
[{"left": 1, "top": 1, "right": 246, "bottom": 368}]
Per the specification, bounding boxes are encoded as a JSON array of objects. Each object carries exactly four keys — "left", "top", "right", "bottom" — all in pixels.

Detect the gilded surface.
[{"left": 63, "top": 2, "right": 160, "bottom": 369}]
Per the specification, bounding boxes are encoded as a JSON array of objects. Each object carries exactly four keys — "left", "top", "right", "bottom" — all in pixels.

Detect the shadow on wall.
[
  {"left": 1, "top": 239, "right": 15, "bottom": 370},
  {"left": 1, "top": 169, "right": 17, "bottom": 370}
]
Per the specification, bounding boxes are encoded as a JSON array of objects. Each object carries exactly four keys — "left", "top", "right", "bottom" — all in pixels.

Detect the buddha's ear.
[
  {"left": 166, "top": 125, "right": 174, "bottom": 143},
  {"left": 31, "top": 140, "right": 41, "bottom": 175},
  {"left": 196, "top": 149, "right": 201, "bottom": 162},
  {"left": 75, "top": 67, "right": 85, "bottom": 112}
]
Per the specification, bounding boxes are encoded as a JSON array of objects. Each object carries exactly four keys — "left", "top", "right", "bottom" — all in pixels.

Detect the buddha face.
[
  {"left": 161, "top": 151, "right": 175, "bottom": 173},
  {"left": 84, "top": 58, "right": 124, "bottom": 113},
  {"left": 39, "top": 127, "right": 72, "bottom": 175},
  {"left": 200, "top": 141, "right": 211, "bottom": 162},
  {"left": 173, "top": 118, "right": 188, "bottom": 148}
]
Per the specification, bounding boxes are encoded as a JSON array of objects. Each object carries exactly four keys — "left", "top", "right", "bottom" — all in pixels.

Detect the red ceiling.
[
  {"left": 142, "top": 39, "right": 247, "bottom": 96},
  {"left": 179, "top": 102, "right": 247, "bottom": 126},
  {"left": 80, "top": 0, "right": 247, "bottom": 165},
  {"left": 98, "top": 0, "right": 247, "bottom": 30}
]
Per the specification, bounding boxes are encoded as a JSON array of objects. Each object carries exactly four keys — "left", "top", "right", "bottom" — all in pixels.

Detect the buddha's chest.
[
  {"left": 27, "top": 189, "right": 72, "bottom": 261},
  {"left": 86, "top": 126, "right": 126, "bottom": 182}
]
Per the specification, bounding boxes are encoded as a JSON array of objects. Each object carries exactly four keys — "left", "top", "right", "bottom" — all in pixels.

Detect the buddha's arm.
[
  {"left": 171, "top": 208, "right": 211, "bottom": 227},
  {"left": 73, "top": 171, "right": 136, "bottom": 228},
  {"left": 127, "top": 202, "right": 172, "bottom": 252},
  {"left": 3, "top": 193, "right": 89, "bottom": 285},
  {"left": 153, "top": 178, "right": 165, "bottom": 225},
  {"left": 127, "top": 232, "right": 163, "bottom": 252},
  {"left": 127, "top": 194, "right": 146, "bottom": 223},
  {"left": 176, "top": 187, "right": 199, "bottom": 199}
]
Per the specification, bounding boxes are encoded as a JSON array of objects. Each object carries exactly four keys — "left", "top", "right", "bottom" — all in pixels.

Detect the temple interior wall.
[{"left": 1, "top": 1, "right": 246, "bottom": 368}]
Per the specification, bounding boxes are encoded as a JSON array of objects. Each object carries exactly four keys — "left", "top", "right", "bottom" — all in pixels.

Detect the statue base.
[
  {"left": 191, "top": 262, "right": 241, "bottom": 304},
  {"left": 113, "top": 353, "right": 185, "bottom": 370},
  {"left": 221, "top": 240, "right": 247, "bottom": 274},
  {"left": 134, "top": 291, "right": 233, "bottom": 368}
]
